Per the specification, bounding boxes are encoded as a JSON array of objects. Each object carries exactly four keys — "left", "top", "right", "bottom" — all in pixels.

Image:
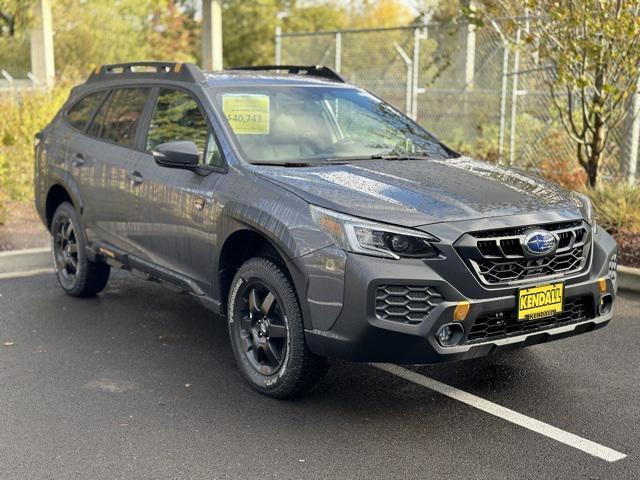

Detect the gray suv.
[{"left": 35, "top": 62, "right": 618, "bottom": 398}]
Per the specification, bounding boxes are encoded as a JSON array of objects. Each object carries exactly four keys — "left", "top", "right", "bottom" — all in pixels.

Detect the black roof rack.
[
  {"left": 226, "top": 65, "right": 345, "bottom": 83},
  {"left": 87, "top": 61, "right": 206, "bottom": 84}
]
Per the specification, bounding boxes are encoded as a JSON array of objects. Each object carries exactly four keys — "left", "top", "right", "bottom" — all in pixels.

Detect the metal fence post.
[
  {"left": 394, "top": 44, "right": 413, "bottom": 116},
  {"left": 202, "top": 0, "right": 223, "bottom": 71},
  {"left": 335, "top": 32, "right": 342, "bottom": 74},
  {"left": 625, "top": 76, "right": 640, "bottom": 185},
  {"left": 411, "top": 27, "right": 420, "bottom": 121},
  {"left": 30, "top": 0, "right": 55, "bottom": 87},
  {"left": 508, "top": 27, "right": 521, "bottom": 167},
  {"left": 498, "top": 44, "right": 510, "bottom": 165},
  {"left": 464, "top": 20, "right": 476, "bottom": 116},
  {"left": 275, "top": 26, "right": 282, "bottom": 65}
]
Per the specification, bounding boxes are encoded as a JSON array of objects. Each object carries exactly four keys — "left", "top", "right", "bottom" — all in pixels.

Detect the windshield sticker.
[{"left": 222, "top": 94, "right": 270, "bottom": 135}]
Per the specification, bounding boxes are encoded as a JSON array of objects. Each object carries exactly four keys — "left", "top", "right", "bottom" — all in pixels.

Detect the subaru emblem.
[{"left": 523, "top": 230, "right": 557, "bottom": 256}]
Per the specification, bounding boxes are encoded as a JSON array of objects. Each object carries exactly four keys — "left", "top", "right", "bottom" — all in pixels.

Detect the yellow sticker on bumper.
[
  {"left": 517, "top": 283, "right": 564, "bottom": 321},
  {"left": 222, "top": 94, "right": 270, "bottom": 135}
]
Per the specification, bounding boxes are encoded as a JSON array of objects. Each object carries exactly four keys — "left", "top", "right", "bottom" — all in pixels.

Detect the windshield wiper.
[
  {"left": 323, "top": 153, "right": 433, "bottom": 163},
  {"left": 378, "top": 152, "right": 433, "bottom": 160},
  {"left": 250, "top": 160, "right": 349, "bottom": 167},
  {"left": 251, "top": 154, "right": 434, "bottom": 167}
]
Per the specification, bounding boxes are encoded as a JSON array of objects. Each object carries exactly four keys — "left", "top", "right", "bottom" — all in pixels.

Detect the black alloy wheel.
[
  {"left": 227, "top": 257, "right": 329, "bottom": 398},
  {"left": 53, "top": 216, "right": 79, "bottom": 288},
  {"left": 236, "top": 282, "right": 288, "bottom": 376},
  {"left": 51, "top": 202, "right": 110, "bottom": 297}
]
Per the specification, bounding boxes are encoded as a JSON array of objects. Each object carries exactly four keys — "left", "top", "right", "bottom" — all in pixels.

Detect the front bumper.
[{"left": 302, "top": 224, "right": 618, "bottom": 364}]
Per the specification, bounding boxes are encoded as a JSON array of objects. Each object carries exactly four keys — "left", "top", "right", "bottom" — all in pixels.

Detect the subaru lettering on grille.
[{"left": 523, "top": 231, "right": 557, "bottom": 256}]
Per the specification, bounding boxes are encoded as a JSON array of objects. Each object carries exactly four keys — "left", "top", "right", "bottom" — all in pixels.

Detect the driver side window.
[{"left": 146, "top": 89, "right": 223, "bottom": 168}]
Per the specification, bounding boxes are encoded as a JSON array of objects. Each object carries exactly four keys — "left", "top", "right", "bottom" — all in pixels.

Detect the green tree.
[
  {"left": 0, "top": 0, "right": 30, "bottom": 37},
  {"left": 347, "top": 0, "right": 414, "bottom": 28},
  {"left": 1, "top": 0, "right": 201, "bottom": 79},
  {"left": 53, "top": 0, "right": 158, "bottom": 77},
  {"left": 482, "top": 0, "right": 640, "bottom": 187},
  {"left": 221, "top": 0, "right": 347, "bottom": 67}
]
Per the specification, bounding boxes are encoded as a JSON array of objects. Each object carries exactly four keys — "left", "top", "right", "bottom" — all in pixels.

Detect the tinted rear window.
[
  {"left": 89, "top": 88, "right": 149, "bottom": 147},
  {"left": 66, "top": 92, "right": 104, "bottom": 131}
]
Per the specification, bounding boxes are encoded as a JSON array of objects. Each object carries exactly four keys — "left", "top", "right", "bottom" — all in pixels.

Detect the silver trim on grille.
[{"left": 455, "top": 220, "right": 592, "bottom": 287}]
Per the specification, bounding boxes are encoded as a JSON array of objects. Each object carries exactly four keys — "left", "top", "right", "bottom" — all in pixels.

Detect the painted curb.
[
  {"left": 0, "top": 247, "right": 52, "bottom": 275},
  {"left": 618, "top": 265, "right": 640, "bottom": 294}
]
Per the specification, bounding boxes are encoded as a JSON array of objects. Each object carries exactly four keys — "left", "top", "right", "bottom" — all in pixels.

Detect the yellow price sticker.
[{"left": 222, "top": 94, "right": 270, "bottom": 135}]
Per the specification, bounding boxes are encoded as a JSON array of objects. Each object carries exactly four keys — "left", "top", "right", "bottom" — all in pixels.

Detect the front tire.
[
  {"left": 51, "top": 202, "right": 110, "bottom": 297},
  {"left": 227, "top": 257, "right": 328, "bottom": 398}
]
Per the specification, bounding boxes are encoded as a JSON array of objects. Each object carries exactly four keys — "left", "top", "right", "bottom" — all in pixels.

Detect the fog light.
[
  {"left": 438, "top": 325, "right": 452, "bottom": 343},
  {"left": 598, "top": 294, "right": 613, "bottom": 315},
  {"left": 435, "top": 323, "right": 464, "bottom": 347}
]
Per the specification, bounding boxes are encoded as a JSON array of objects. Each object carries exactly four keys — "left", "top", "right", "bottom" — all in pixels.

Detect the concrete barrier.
[
  {"left": 0, "top": 247, "right": 52, "bottom": 276},
  {"left": 618, "top": 265, "right": 640, "bottom": 294}
]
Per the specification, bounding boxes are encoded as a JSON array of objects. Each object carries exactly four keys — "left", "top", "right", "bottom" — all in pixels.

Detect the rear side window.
[
  {"left": 88, "top": 88, "right": 149, "bottom": 147},
  {"left": 66, "top": 92, "right": 104, "bottom": 131}
]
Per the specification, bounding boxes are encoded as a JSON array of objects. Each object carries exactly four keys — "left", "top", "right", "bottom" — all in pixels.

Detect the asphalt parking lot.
[{"left": 1, "top": 270, "right": 638, "bottom": 479}]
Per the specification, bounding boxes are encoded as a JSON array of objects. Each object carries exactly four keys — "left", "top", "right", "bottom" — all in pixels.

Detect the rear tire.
[
  {"left": 227, "top": 257, "right": 328, "bottom": 398},
  {"left": 51, "top": 202, "right": 110, "bottom": 297}
]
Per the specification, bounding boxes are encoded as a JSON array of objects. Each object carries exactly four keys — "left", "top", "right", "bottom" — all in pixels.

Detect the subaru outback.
[{"left": 35, "top": 62, "right": 618, "bottom": 398}]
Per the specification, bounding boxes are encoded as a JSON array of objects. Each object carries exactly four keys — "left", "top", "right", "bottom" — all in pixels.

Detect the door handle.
[
  {"left": 127, "top": 170, "right": 144, "bottom": 185},
  {"left": 71, "top": 153, "right": 85, "bottom": 167}
]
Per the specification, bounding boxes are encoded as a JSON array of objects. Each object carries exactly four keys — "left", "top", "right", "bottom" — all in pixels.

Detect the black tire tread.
[
  {"left": 52, "top": 202, "right": 110, "bottom": 298},
  {"left": 229, "top": 257, "right": 328, "bottom": 398}
]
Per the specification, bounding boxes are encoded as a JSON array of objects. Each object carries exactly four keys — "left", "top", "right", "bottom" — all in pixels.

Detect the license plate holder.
[{"left": 517, "top": 282, "right": 564, "bottom": 321}]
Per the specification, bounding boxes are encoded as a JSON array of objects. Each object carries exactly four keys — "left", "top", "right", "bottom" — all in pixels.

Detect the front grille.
[
  {"left": 455, "top": 220, "right": 591, "bottom": 286},
  {"left": 375, "top": 285, "right": 444, "bottom": 325},
  {"left": 465, "top": 295, "right": 593, "bottom": 344}
]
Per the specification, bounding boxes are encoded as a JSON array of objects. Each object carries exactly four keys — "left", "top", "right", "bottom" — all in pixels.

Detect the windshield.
[{"left": 209, "top": 85, "right": 453, "bottom": 164}]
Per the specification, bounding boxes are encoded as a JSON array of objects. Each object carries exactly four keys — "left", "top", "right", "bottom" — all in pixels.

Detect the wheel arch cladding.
[
  {"left": 221, "top": 197, "right": 333, "bottom": 259},
  {"left": 45, "top": 184, "right": 75, "bottom": 230},
  {"left": 218, "top": 228, "right": 288, "bottom": 305},
  {"left": 217, "top": 195, "right": 345, "bottom": 331},
  {"left": 216, "top": 224, "right": 312, "bottom": 324}
]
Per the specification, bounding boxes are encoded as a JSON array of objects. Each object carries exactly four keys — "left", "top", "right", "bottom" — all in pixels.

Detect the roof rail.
[
  {"left": 87, "top": 61, "right": 206, "bottom": 84},
  {"left": 226, "top": 65, "right": 345, "bottom": 83}
]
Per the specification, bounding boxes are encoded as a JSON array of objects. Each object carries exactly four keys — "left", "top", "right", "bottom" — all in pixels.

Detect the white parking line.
[
  {"left": 372, "top": 363, "right": 627, "bottom": 463},
  {"left": 0, "top": 268, "right": 54, "bottom": 280}
]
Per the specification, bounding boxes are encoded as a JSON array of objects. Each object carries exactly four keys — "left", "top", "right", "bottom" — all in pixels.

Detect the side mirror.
[{"left": 152, "top": 141, "right": 199, "bottom": 169}]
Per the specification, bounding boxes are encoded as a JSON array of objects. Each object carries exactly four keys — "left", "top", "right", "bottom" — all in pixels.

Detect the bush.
[
  {"left": 0, "top": 86, "right": 71, "bottom": 224},
  {"left": 0, "top": 186, "right": 7, "bottom": 225},
  {"left": 446, "top": 122, "right": 501, "bottom": 163},
  {"left": 584, "top": 183, "right": 640, "bottom": 234},
  {"left": 585, "top": 183, "right": 640, "bottom": 268}
]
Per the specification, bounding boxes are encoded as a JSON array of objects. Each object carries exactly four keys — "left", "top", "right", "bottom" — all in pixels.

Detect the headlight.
[
  {"left": 310, "top": 205, "right": 440, "bottom": 259},
  {"left": 571, "top": 192, "right": 597, "bottom": 232}
]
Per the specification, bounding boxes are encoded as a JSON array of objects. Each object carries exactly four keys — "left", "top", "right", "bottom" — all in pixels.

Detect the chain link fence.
[
  {"left": 0, "top": 35, "right": 39, "bottom": 94},
  {"left": 279, "top": 21, "right": 639, "bottom": 187}
]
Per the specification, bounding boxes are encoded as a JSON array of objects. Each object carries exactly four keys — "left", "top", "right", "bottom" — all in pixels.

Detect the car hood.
[{"left": 254, "top": 157, "right": 580, "bottom": 227}]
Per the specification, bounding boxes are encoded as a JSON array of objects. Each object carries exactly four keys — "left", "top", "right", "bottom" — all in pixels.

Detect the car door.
[
  {"left": 74, "top": 87, "right": 151, "bottom": 250},
  {"left": 44, "top": 90, "right": 106, "bottom": 213},
  {"left": 126, "top": 87, "right": 227, "bottom": 292}
]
